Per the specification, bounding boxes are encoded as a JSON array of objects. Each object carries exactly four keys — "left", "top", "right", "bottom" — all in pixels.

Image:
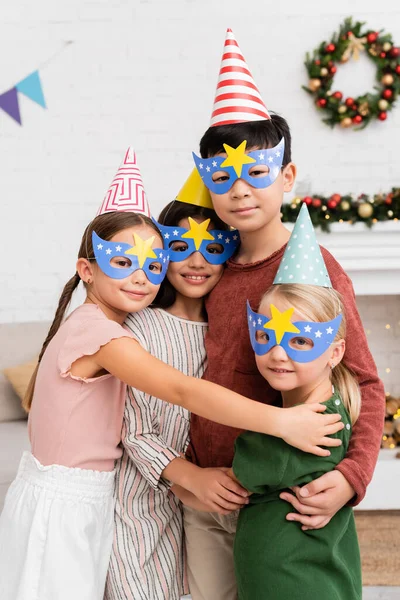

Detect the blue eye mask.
[
  {"left": 192, "top": 138, "right": 285, "bottom": 195},
  {"left": 247, "top": 301, "right": 342, "bottom": 363},
  {"left": 155, "top": 217, "right": 240, "bottom": 265},
  {"left": 92, "top": 231, "right": 169, "bottom": 284}
]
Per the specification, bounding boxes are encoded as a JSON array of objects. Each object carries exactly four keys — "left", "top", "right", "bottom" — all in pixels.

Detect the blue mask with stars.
[
  {"left": 192, "top": 138, "right": 285, "bottom": 195},
  {"left": 247, "top": 301, "right": 342, "bottom": 363},
  {"left": 92, "top": 231, "right": 169, "bottom": 284},
  {"left": 155, "top": 217, "right": 240, "bottom": 265}
]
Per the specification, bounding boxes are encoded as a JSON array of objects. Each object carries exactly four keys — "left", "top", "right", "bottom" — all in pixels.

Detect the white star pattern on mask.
[{"left": 315, "top": 330, "right": 322, "bottom": 338}]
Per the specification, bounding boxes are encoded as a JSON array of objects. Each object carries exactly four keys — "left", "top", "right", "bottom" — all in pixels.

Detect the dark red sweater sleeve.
[{"left": 322, "top": 248, "right": 385, "bottom": 505}]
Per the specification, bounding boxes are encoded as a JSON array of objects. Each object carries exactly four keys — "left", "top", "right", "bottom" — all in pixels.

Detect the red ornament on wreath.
[
  {"left": 385, "top": 194, "right": 393, "bottom": 204},
  {"left": 312, "top": 198, "right": 322, "bottom": 208},
  {"left": 304, "top": 17, "right": 400, "bottom": 129},
  {"left": 327, "top": 199, "right": 338, "bottom": 209},
  {"left": 303, "top": 196, "right": 313, "bottom": 206},
  {"left": 367, "top": 32, "right": 378, "bottom": 44}
]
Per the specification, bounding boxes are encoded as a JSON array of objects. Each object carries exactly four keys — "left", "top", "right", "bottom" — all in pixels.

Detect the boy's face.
[{"left": 208, "top": 149, "right": 296, "bottom": 233}]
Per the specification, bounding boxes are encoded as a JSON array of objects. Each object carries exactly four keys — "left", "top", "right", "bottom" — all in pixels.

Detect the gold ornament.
[
  {"left": 378, "top": 99, "right": 389, "bottom": 110},
  {"left": 340, "top": 117, "right": 353, "bottom": 128},
  {"left": 320, "top": 67, "right": 328, "bottom": 76},
  {"left": 358, "top": 202, "right": 374, "bottom": 218},
  {"left": 383, "top": 42, "right": 392, "bottom": 52},
  {"left": 368, "top": 44, "right": 378, "bottom": 57},
  {"left": 358, "top": 101, "right": 370, "bottom": 116},
  {"left": 309, "top": 78, "right": 321, "bottom": 92},
  {"left": 338, "top": 105, "right": 347, "bottom": 114},
  {"left": 381, "top": 73, "right": 394, "bottom": 86},
  {"left": 340, "top": 200, "right": 351, "bottom": 211},
  {"left": 342, "top": 32, "right": 367, "bottom": 62}
]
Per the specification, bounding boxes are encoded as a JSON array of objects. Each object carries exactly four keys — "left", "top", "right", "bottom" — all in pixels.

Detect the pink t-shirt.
[{"left": 28, "top": 304, "right": 134, "bottom": 472}]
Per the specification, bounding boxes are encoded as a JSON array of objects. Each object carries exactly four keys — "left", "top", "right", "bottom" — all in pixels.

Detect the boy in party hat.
[{"left": 184, "top": 28, "right": 384, "bottom": 600}]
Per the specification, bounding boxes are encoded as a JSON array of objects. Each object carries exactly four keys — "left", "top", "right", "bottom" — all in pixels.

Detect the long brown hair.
[
  {"left": 23, "top": 212, "right": 160, "bottom": 412},
  {"left": 260, "top": 284, "right": 361, "bottom": 425}
]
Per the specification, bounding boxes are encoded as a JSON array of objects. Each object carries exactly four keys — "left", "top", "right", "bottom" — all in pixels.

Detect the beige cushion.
[
  {"left": 0, "top": 321, "right": 50, "bottom": 423},
  {"left": 3, "top": 358, "right": 37, "bottom": 401}
]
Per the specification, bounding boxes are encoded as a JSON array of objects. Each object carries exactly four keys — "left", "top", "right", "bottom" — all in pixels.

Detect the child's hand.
[
  {"left": 171, "top": 485, "right": 216, "bottom": 513},
  {"left": 279, "top": 471, "right": 355, "bottom": 530},
  {"left": 186, "top": 467, "right": 250, "bottom": 514},
  {"left": 279, "top": 404, "right": 344, "bottom": 456}
]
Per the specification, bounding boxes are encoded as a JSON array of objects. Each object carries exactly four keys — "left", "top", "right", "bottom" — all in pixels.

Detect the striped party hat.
[
  {"left": 210, "top": 28, "right": 271, "bottom": 127},
  {"left": 97, "top": 147, "right": 151, "bottom": 216},
  {"left": 273, "top": 203, "right": 332, "bottom": 288}
]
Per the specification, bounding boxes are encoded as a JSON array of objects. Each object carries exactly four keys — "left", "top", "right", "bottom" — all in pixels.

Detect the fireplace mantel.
[{"left": 285, "top": 221, "right": 400, "bottom": 295}]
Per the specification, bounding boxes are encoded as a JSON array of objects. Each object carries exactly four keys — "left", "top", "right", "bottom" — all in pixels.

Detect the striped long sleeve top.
[{"left": 105, "top": 307, "right": 208, "bottom": 600}]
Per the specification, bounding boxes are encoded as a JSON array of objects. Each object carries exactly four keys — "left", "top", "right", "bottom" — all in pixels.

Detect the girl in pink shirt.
[{"left": 0, "top": 208, "right": 344, "bottom": 600}]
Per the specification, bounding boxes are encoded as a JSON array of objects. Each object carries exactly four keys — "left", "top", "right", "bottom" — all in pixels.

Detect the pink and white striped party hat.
[
  {"left": 97, "top": 147, "right": 151, "bottom": 216},
  {"left": 210, "top": 28, "right": 270, "bottom": 127}
]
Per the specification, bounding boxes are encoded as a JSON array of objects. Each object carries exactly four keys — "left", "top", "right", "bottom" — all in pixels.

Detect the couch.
[{"left": 0, "top": 321, "right": 49, "bottom": 511}]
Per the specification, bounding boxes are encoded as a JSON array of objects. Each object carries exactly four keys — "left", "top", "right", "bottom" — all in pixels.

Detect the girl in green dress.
[{"left": 231, "top": 279, "right": 363, "bottom": 600}]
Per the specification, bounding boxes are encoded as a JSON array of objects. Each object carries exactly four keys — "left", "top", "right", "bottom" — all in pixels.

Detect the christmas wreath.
[
  {"left": 304, "top": 17, "right": 400, "bottom": 129},
  {"left": 281, "top": 188, "right": 400, "bottom": 232}
]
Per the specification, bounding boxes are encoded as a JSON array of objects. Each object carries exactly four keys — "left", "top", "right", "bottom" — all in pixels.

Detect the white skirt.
[{"left": 0, "top": 451, "right": 115, "bottom": 600}]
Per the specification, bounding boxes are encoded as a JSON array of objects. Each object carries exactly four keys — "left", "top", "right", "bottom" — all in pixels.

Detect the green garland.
[
  {"left": 303, "top": 17, "right": 400, "bottom": 129},
  {"left": 281, "top": 188, "right": 400, "bottom": 232}
]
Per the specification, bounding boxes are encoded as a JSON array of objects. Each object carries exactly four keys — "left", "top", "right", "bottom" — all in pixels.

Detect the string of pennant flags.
[
  {"left": 0, "top": 42, "right": 72, "bottom": 126},
  {"left": 0, "top": 70, "right": 46, "bottom": 125}
]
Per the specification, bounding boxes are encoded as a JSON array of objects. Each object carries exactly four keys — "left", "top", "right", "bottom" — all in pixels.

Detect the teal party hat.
[{"left": 274, "top": 203, "right": 332, "bottom": 287}]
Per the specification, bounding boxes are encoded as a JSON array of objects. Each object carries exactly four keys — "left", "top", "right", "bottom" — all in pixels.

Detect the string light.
[
  {"left": 385, "top": 324, "right": 391, "bottom": 329},
  {"left": 385, "top": 368, "right": 391, "bottom": 373}
]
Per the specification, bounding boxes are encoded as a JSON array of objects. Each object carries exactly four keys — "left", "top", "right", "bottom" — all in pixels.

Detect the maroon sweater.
[{"left": 187, "top": 244, "right": 385, "bottom": 505}]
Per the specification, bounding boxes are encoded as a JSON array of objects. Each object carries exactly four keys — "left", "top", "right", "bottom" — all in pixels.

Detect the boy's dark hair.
[
  {"left": 199, "top": 113, "right": 292, "bottom": 167},
  {"left": 153, "top": 200, "right": 229, "bottom": 309}
]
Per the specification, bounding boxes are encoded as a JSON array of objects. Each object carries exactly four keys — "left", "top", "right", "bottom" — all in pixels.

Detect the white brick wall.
[{"left": 1, "top": 0, "right": 400, "bottom": 324}]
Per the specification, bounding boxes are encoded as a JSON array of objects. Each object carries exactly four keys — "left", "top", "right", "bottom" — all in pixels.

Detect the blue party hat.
[{"left": 274, "top": 203, "right": 332, "bottom": 287}]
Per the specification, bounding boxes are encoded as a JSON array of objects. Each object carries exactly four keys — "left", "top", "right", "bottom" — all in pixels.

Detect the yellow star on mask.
[
  {"left": 125, "top": 232, "right": 157, "bottom": 268},
  {"left": 264, "top": 304, "right": 300, "bottom": 345},
  {"left": 220, "top": 140, "right": 256, "bottom": 178},
  {"left": 181, "top": 217, "right": 215, "bottom": 251}
]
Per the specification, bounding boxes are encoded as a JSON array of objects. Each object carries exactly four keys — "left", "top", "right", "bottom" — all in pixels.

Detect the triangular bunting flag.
[
  {"left": 210, "top": 28, "right": 270, "bottom": 127},
  {"left": 97, "top": 148, "right": 152, "bottom": 217},
  {"left": 16, "top": 71, "right": 46, "bottom": 108},
  {"left": 0, "top": 88, "right": 22, "bottom": 125}
]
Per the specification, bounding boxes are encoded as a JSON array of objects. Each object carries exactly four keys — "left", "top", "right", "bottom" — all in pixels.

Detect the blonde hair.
[{"left": 260, "top": 284, "right": 361, "bottom": 425}]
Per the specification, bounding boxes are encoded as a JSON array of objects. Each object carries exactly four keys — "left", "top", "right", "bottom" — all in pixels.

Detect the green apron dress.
[{"left": 232, "top": 391, "right": 362, "bottom": 600}]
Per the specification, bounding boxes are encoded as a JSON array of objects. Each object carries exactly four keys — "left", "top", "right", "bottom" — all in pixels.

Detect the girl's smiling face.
[
  {"left": 77, "top": 224, "right": 163, "bottom": 322},
  {"left": 165, "top": 217, "right": 224, "bottom": 300},
  {"left": 255, "top": 292, "right": 344, "bottom": 396}
]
